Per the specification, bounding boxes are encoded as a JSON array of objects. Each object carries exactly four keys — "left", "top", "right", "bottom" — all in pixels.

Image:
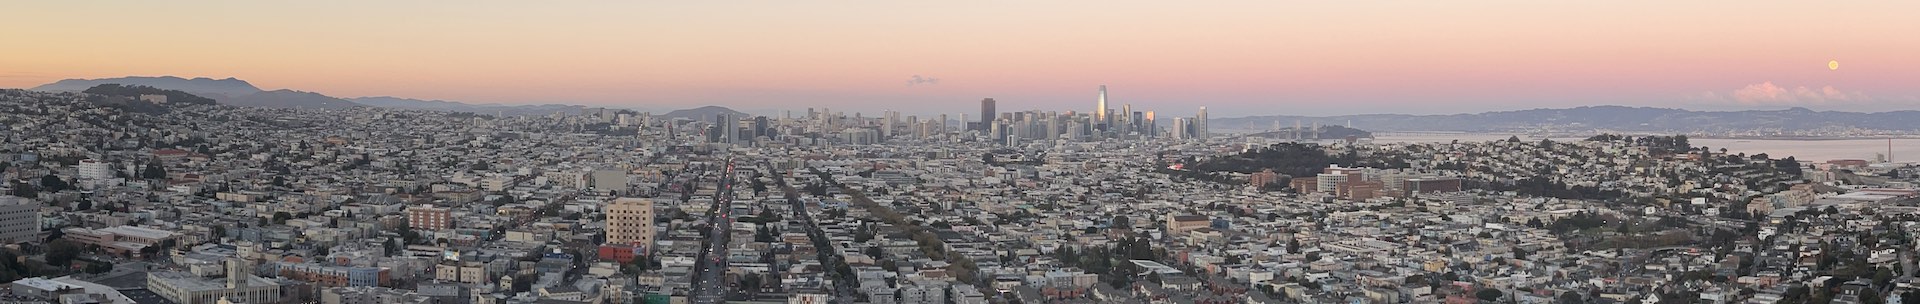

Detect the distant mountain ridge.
[
  {"left": 32, "top": 76, "right": 358, "bottom": 109},
  {"left": 220, "top": 90, "right": 360, "bottom": 109},
  {"left": 660, "top": 106, "right": 750, "bottom": 121},
  {"left": 1211, "top": 106, "right": 1920, "bottom": 132},
  {"left": 34, "top": 76, "right": 261, "bottom": 97},
  {"left": 27, "top": 76, "right": 724, "bottom": 115}
]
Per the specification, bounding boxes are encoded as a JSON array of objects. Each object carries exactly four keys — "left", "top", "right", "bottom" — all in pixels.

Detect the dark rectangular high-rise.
[{"left": 978, "top": 98, "right": 996, "bottom": 132}]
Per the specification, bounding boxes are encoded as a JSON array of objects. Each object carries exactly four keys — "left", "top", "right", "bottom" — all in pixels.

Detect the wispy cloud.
[
  {"left": 906, "top": 75, "right": 940, "bottom": 86},
  {"left": 1692, "top": 81, "right": 1876, "bottom": 106}
]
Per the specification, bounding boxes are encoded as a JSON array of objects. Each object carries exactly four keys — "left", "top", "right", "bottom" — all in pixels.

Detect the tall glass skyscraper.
[{"left": 978, "top": 98, "right": 996, "bottom": 132}]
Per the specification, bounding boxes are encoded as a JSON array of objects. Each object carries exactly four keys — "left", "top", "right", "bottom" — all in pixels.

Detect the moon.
[{"left": 1830, "top": 60, "right": 1839, "bottom": 70}]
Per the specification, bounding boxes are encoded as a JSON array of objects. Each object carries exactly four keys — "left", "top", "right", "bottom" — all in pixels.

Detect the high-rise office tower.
[
  {"left": 753, "top": 116, "right": 771, "bottom": 140},
  {"left": 881, "top": 110, "right": 896, "bottom": 140},
  {"left": 1172, "top": 117, "right": 1189, "bottom": 140},
  {"left": 1131, "top": 111, "right": 1144, "bottom": 134},
  {"left": 979, "top": 98, "right": 996, "bottom": 132},
  {"left": 708, "top": 113, "right": 727, "bottom": 143},
  {"left": 1196, "top": 106, "right": 1209, "bottom": 139},
  {"left": 1144, "top": 111, "right": 1156, "bottom": 137},
  {"left": 1095, "top": 85, "right": 1109, "bottom": 122}
]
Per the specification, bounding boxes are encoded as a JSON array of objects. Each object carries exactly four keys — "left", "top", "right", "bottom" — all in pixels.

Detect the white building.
[
  {"left": 79, "top": 159, "right": 114, "bottom": 180},
  {"left": 0, "top": 196, "right": 41, "bottom": 244},
  {"left": 590, "top": 170, "right": 629, "bottom": 195}
]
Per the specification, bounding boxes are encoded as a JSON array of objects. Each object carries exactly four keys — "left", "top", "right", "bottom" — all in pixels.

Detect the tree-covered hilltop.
[
  {"left": 1177, "top": 142, "right": 1357, "bottom": 178},
  {"left": 82, "top": 84, "right": 217, "bottom": 105}
]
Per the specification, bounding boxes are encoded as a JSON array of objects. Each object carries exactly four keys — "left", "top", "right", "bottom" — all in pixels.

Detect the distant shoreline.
[
  {"left": 1683, "top": 136, "right": 1918, "bottom": 141},
  {"left": 1359, "top": 132, "right": 1920, "bottom": 141}
]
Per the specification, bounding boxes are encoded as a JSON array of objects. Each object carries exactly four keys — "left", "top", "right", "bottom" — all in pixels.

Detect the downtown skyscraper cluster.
[
  {"left": 697, "top": 85, "right": 1209, "bottom": 147},
  {"left": 970, "top": 85, "right": 1208, "bottom": 145}
]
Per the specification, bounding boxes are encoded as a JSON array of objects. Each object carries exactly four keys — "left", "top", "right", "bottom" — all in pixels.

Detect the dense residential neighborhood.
[{"left": 2, "top": 87, "right": 1920, "bottom": 304}]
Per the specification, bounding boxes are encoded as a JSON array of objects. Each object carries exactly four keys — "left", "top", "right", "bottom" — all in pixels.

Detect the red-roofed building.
[{"left": 152, "top": 149, "right": 191, "bottom": 162}]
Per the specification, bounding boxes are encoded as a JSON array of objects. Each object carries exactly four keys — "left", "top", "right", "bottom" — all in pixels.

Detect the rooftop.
[{"left": 147, "top": 272, "right": 278, "bottom": 292}]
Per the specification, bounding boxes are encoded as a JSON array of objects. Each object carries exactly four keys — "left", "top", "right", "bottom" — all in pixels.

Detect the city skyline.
[
  {"left": 7, "top": 2, "right": 1920, "bottom": 303},
  {"left": 4, "top": 1, "right": 1917, "bottom": 116}
]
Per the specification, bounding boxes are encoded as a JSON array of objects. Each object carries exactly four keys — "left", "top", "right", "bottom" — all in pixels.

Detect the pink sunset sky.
[{"left": 2, "top": 1, "right": 1916, "bottom": 116}]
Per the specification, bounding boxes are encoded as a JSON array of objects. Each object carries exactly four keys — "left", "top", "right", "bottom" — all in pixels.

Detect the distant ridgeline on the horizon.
[
  {"left": 29, "top": 76, "right": 1920, "bottom": 133},
  {"left": 1241, "top": 125, "right": 1373, "bottom": 140},
  {"left": 1212, "top": 106, "right": 1920, "bottom": 133}
]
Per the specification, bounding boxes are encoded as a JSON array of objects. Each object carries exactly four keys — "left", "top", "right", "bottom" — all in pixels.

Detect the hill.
[
  {"left": 660, "top": 106, "right": 750, "bottom": 121},
  {"left": 34, "top": 76, "right": 261, "bottom": 97},
  {"left": 1211, "top": 106, "right": 1920, "bottom": 133},
  {"left": 33, "top": 76, "right": 361, "bottom": 109},
  {"left": 1244, "top": 125, "right": 1373, "bottom": 140},
  {"left": 222, "top": 90, "right": 361, "bottom": 109}
]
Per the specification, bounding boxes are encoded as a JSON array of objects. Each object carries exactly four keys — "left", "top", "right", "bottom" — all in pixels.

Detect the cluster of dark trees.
[
  {"left": 1586, "top": 134, "right": 1690, "bottom": 154},
  {"left": 1182, "top": 143, "right": 1355, "bottom": 178},
  {"left": 1033, "top": 236, "right": 1162, "bottom": 289}
]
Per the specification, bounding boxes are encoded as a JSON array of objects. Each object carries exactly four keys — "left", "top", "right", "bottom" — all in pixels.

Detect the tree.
[
  {"left": 1875, "top": 267, "right": 1897, "bottom": 289},
  {"left": 75, "top": 200, "right": 92, "bottom": 211},
  {"left": 47, "top": 239, "right": 81, "bottom": 267},
  {"left": 756, "top": 209, "right": 782, "bottom": 223},
  {"left": 512, "top": 274, "right": 534, "bottom": 292},
  {"left": 39, "top": 175, "right": 68, "bottom": 193},
  {"left": 1476, "top": 288, "right": 1504, "bottom": 301},
  {"left": 755, "top": 226, "right": 776, "bottom": 243},
  {"left": 142, "top": 163, "right": 167, "bottom": 179},
  {"left": 398, "top": 222, "right": 421, "bottom": 244},
  {"left": 1557, "top": 291, "right": 1586, "bottom": 304},
  {"left": 84, "top": 261, "right": 113, "bottom": 274},
  {"left": 273, "top": 211, "right": 293, "bottom": 225},
  {"left": 1128, "top": 236, "right": 1155, "bottom": 260},
  {"left": 8, "top": 180, "right": 34, "bottom": 198},
  {"left": 44, "top": 229, "right": 66, "bottom": 243},
  {"left": 383, "top": 238, "right": 400, "bottom": 256}
]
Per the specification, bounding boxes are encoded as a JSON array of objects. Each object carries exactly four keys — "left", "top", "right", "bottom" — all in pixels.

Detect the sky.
[{"left": 3, "top": 1, "right": 1917, "bottom": 117}]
